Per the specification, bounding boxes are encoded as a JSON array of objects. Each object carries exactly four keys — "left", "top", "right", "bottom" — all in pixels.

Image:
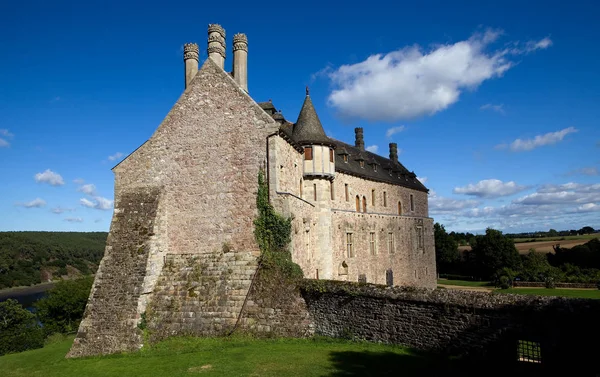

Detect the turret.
[
  {"left": 232, "top": 33, "right": 248, "bottom": 92},
  {"left": 207, "top": 24, "right": 226, "bottom": 70},
  {"left": 183, "top": 43, "right": 199, "bottom": 90}
]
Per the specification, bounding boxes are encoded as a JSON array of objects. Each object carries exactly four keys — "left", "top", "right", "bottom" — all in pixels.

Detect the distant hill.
[{"left": 0, "top": 232, "right": 107, "bottom": 289}]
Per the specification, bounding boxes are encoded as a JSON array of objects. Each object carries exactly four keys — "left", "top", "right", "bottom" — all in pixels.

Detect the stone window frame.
[
  {"left": 369, "top": 231, "right": 377, "bottom": 256},
  {"left": 313, "top": 183, "right": 317, "bottom": 201},
  {"left": 355, "top": 195, "right": 360, "bottom": 212},
  {"left": 387, "top": 232, "right": 395, "bottom": 254},
  {"left": 398, "top": 201, "right": 403, "bottom": 215},
  {"left": 383, "top": 191, "right": 387, "bottom": 207},
  {"left": 362, "top": 196, "right": 367, "bottom": 213},
  {"left": 305, "top": 228, "right": 311, "bottom": 261},
  {"left": 299, "top": 179, "right": 303, "bottom": 198},
  {"left": 416, "top": 226, "right": 424, "bottom": 251},
  {"left": 410, "top": 194, "right": 414, "bottom": 212},
  {"left": 330, "top": 181, "right": 335, "bottom": 200},
  {"left": 371, "top": 189, "right": 376, "bottom": 207},
  {"left": 346, "top": 232, "right": 354, "bottom": 258},
  {"left": 304, "top": 146, "right": 313, "bottom": 160},
  {"left": 345, "top": 184, "right": 349, "bottom": 202}
]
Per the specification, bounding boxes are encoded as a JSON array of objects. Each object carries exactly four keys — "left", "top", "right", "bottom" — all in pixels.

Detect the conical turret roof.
[{"left": 292, "top": 89, "right": 334, "bottom": 145}]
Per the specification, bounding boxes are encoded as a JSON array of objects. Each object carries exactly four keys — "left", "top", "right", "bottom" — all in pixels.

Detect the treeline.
[
  {"left": 0, "top": 232, "right": 107, "bottom": 289},
  {"left": 0, "top": 276, "right": 93, "bottom": 356},
  {"left": 435, "top": 224, "right": 600, "bottom": 285},
  {"left": 506, "top": 226, "right": 596, "bottom": 239}
]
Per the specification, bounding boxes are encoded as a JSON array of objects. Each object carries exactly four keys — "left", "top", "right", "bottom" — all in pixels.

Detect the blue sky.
[{"left": 1, "top": 0, "right": 598, "bottom": 233}]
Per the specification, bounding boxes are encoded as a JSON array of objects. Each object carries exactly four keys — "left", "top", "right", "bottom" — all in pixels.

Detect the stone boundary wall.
[
  {"left": 513, "top": 281, "right": 598, "bottom": 289},
  {"left": 299, "top": 280, "right": 599, "bottom": 370}
]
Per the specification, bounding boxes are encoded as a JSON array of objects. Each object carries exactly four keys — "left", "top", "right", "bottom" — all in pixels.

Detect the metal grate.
[{"left": 517, "top": 340, "right": 542, "bottom": 363}]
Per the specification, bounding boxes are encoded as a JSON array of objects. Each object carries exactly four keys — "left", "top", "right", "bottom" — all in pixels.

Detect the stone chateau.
[{"left": 68, "top": 24, "right": 435, "bottom": 357}]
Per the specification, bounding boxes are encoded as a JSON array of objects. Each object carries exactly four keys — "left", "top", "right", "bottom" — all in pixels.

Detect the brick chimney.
[
  {"left": 389, "top": 143, "right": 398, "bottom": 162},
  {"left": 183, "top": 43, "right": 199, "bottom": 90},
  {"left": 207, "top": 24, "right": 226, "bottom": 70},
  {"left": 232, "top": 33, "right": 248, "bottom": 92},
  {"left": 355, "top": 127, "right": 364, "bottom": 151}
]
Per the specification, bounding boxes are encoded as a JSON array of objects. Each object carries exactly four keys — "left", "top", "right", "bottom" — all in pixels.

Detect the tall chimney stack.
[
  {"left": 207, "top": 24, "right": 226, "bottom": 69},
  {"left": 389, "top": 143, "right": 398, "bottom": 162},
  {"left": 232, "top": 33, "right": 248, "bottom": 92},
  {"left": 355, "top": 127, "right": 365, "bottom": 151},
  {"left": 183, "top": 43, "right": 199, "bottom": 90}
]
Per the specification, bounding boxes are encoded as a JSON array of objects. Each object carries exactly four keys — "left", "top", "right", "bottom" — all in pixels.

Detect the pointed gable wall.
[{"left": 114, "top": 58, "right": 278, "bottom": 255}]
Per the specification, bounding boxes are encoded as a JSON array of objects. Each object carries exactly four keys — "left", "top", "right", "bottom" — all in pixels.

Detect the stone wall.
[
  {"left": 300, "top": 280, "right": 599, "bottom": 371},
  {"left": 68, "top": 187, "right": 162, "bottom": 357}
]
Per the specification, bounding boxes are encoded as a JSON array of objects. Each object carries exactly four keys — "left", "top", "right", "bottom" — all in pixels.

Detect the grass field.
[
  {"left": 512, "top": 234, "right": 598, "bottom": 243},
  {"left": 458, "top": 234, "right": 599, "bottom": 254},
  {"left": 497, "top": 288, "right": 600, "bottom": 299},
  {"left": 437, "top": 279, "right": 491, "bottom": 287},
  {"left": 0, "top": 335, "right": 457, "bottom": 377}
]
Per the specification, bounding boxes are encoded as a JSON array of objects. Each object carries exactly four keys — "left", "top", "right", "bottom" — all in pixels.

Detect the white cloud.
[
  {"left": 453, "top": 179, "right": 528, "bottom": 198},
  {"left": 365, "top": 145, "right": 378, "bottom": 153},
  {"left": 385, "top": 126, "right": 406, "bottom": 138},
  {"left": 108, "top": 152, "right": 124, "bottom": 161},
  {"left": 326, "top": 30, "right": 550, "bottom": 121},
  {"left": 16, "top": 198, "right": 46, "bottom": 208},
  {"left": 80, "top": 196, "right": 113, "bottom": 210},
  {"left": 417, "top": 176, "right": 428, "bottom": 184},
  {"left": 51, "top": 207, "right": 74, "bottom": 214},
  {"left": 73, "top": 178, "right": 85, "bottom": 184},
  {"left": 64, "top": 217, "right": 84, "bottom": 223},
  {"left": 0, "top": 129, "right": 13, "bottom": 148},
  {"left": 498, "top": 127, "right": 578, "bottom": 152},
  {"left": 528, "top": 37, "right": 553, "bottom": 51},
  {"left": 480, "top": 103, "right": 505, "bottom": 114},
  {"left": 571, "top": 203, "right": 600, "bottom": 213},
  {"left": 565, "top": 167, "right": 599, "bottom": 176},
  {"left": 78, "top": 184, "right": 96, "bottom": 195},
  {"left": 34, "top": 169, "right": 65, "bottom": 186},
  {"left": 428, "top": 191, "right": 480, "bottom": 214}
]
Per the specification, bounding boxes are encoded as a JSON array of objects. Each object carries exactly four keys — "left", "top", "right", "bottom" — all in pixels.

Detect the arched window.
[
  {"left": 398, "top": 201, "right": 402, "bottom": 215},
  {"left": 362, "top": 196, "right": 367, "bottom": 212},
  {"left": 355, "top": 195, "right": 360, "bottom": 212}
]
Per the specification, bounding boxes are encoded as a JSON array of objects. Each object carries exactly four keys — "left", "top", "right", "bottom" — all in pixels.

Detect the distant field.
[
  {"left": 498, "top": 288, "right": 600, "bottom": 300},
  {"left": 458, "top": 234, "right": 598, "bottom": 254},
  {"left": 437, "top": 279, "right": 490, "bottom": 287}
]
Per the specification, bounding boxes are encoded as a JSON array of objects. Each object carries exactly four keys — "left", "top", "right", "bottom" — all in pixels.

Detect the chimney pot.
[
  {"left": 355, "top": 127, "right": 365, "bottom": 151},
  {"left": 389, "top": 143, "right": 398, "bottom": 162},
  {"left": 207, "top": 24, "right": 226, "bottom": 69},
  {"left": 183, "top": 43, "right": 199, "bottom": 90},
  {"left": 232, "top": 33, "right": 248, "bottom": 92}
]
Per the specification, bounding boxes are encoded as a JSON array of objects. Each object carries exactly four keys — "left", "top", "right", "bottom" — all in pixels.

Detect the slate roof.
[
  {"left": 291, "top": 94, "right": 335, "bottom": 146},
  {"left": 266, "top": 98, "right": 428, "bottom": 193}
]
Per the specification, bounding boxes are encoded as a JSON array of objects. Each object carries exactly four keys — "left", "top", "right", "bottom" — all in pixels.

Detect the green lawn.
[
  {"left": 0, "top": 335, "right": 455, "bottom": 377},
  {"left": 437, "top": 279, "right": 491, "bottom": 287},
  {"left": 498, "top": 288, "right": 600, "bottom": 299}
]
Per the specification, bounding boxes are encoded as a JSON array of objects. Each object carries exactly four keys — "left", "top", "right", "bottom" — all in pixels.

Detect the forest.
[{"left": 0, "top": 232, "right": 107, "bottom": 289}]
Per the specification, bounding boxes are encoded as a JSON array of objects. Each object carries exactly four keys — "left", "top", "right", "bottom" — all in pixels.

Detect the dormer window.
[
  {"left": 304, "top": 147, "right": 313, "bottom": 160},
  {"left": 359, "top": 160, "right": 365, "bottom": 168},
  {"left": 329, "top": 149, "right": 334, "bottom": 162},
  {"left": 374, "top": 165, "right": 377, "bottom": 172},
  {"left": 343, "top": 155, "right": 348, "bottom": 163}
]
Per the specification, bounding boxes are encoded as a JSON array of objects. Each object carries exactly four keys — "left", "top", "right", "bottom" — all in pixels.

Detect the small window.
[
  {"left": 329, "top": 149, "right": 334, "bottom": 163},
  {"left": 410, "top": 194, "right": 414, "bottom": 212},
  {"left": 355, "top": 195, "right": 360, "bottom": 212},
  {"left": 346, "top": 233, "right": 354, "bottom": 258},
  {"left": 373, "top": 165, "right": 377, "bottom": 172},
  {"left": 313, "top": 184, "right": 317, "bottom": 201},
  {"left": 417, "top": 226, "right": 423, "bottom": 250},
  {"left": 304, "top": 147, "right": 313, "bottom": 160},
  {"left": 517, "top": 340, "right": 541, "bottom": 364},
  {"left": 371, "top": 189, "right": 375, "bottom": 207},
  {"left": 299, "top": 179, "right": 303, "bottom": 198},
  {"left": 369, "top": 232, "right": 376, "bottom": 256},
  {"left": 398, "top": 201, "right": 402, "bottom": 215},
  {"left": 330, "top": 181, "right": 334, "bottom": 200},
  {"left": 343, "top": 154, "right": 348, "bottom": 163},
  {"left": 383, "top": 191, "right": 387, "bottom": 207},
  {"left": 386, "top": 269, "right": 393, "bottom": 286},
  {"left": 362, "top": 196, "right": 367, "bottom": 213},
  {"left": 358, "top": 274, "right": 367, "bottom": 283},
  {"left": 305, "top": 229, "right": 311, "bottom": 261},
  {"left": 388, "top": 232, "right": 394, "bottom": 254},
  {"left": 345, "top": 184, "right": 349, "bottom": 201},
  {"left": 359, "top": 160, "right": 365, "bottom": 168}
]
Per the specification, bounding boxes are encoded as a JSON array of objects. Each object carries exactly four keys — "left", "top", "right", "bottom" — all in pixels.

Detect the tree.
[
  {"left": 0, "top": 299, "right": 44, "bottom": 355},
  {"left": 434, "top": 223, "right": 460, "bottom": 273},
  {"left": 471, "top": 228, "right": 522, "bottom": 279},
  {"left": 547, "top": 229, "right": 558, "bottom": 237},
  {"left": 35, "top": 276, "right": 94, "bottom": 335},
  {"left": 579, "top": 226, "right": 595, "bottom": 235}
]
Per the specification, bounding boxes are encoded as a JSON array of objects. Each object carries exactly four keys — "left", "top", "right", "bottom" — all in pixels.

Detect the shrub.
[
  {"left": 498, "top": 276, "right": 512, "bottom": 290},
  {"left": 545, "top": 277, "right": 556, "bottom": 289},
  {"left": 0, "top": 299, "right": 44, "bottom": 355}
]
